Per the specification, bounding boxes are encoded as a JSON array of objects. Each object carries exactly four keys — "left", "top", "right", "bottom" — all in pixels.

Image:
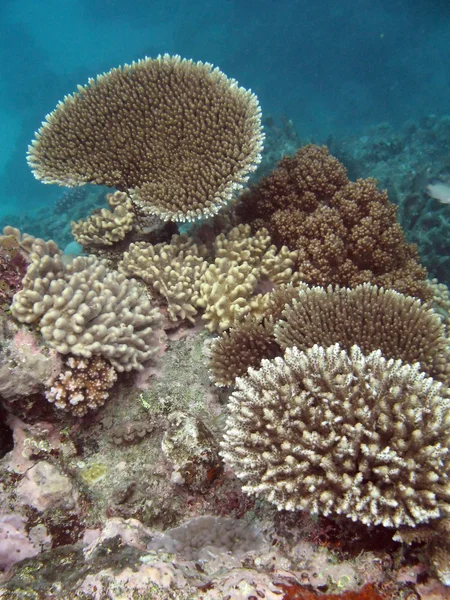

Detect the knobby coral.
[
  {"left": 46, "top": 355, "right": 117, "bottom": 416},
  {"left": 221, "top": 343, "right": 450, "bottom": 528},
  {"left": 119, "top": 234, "right": 208, "bottom": 323},
  {"left": 71, "top": 191, "right": 135, "bottom": 247},
  {"left": 236, "top": 145, "right": 429, "bottom": 300},
  {"left": 120, "top": 224, "right": 298, "bottom": 332},
  {"left": 10, "top": 234, "right": 162, "bottom": 371},
  {"left": 28, "top": 54, "right": 264, "bottom": 222}
]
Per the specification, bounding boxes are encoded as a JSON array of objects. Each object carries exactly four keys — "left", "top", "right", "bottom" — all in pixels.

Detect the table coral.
[{"left": 27, "top": 54, "right": 264, "bottom": 222}]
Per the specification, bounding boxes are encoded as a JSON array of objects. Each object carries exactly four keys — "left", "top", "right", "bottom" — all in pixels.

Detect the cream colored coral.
[
  {"left": 1, "top": 226, "right": 36, "bottom": 256},
  {"left": 118, "top": 225, "right": 298, "bottom": 332},
  {"left": 119, "top": 235, "right": 208, "bottom": 322},
  {"left": 71, "top": 191, "right": 135, "bottom": 247},
  {"left": 221, "top": 343, "right": 450, "bottom": 528},
  {"left": 194, "top": 226, "right": 298, "bottom": 332},
  {"left": 194, "top": 258, "right": 260, "bottom": 333},
  {"left": 11, "top": 237, "right": 162, "bottom": 372},
  {"left": 28, "top": 54, "right": 264, "bottom": 222}
]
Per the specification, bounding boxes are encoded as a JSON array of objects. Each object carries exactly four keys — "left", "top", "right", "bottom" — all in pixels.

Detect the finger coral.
[
  {"left": 236, "top": 145, "right": 429, "bottom": 300},
  {"left": 118, "top": 234, "right": 208, "bottom": 323},
  {"left": 194, "top": 225, "right": 298, "bottom": 332},
  {"left": 28, "top": 54, "right": 264, "bottom": 222},
  {"left": 221, "top": 343, "right": 450, "bottom": 528},
  {"left": 71, "top": 191, "right": 135, "bottom": 247},
  {"left": 11, "top": 234, "right": 162, "bottom": 371},
  {"left": 275, "top": 283, "right": 450, "bottom": 383},
  {"left": 45, "top": 355, "right": 117, "bottom": 416},
  {"left": 120, "top": 224, "right": 298, "bottom": 332}
]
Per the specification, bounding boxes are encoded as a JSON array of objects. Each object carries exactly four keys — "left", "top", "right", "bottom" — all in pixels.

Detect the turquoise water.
[{"left": 0, "top": 0, "right": 448, "bottom": 217}]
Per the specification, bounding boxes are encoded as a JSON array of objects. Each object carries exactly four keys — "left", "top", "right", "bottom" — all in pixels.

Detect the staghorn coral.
[
  {"left": 10, "top": 234, "right": 162, "bottom": 371},
  {"left": 221, "top": 343, "right": 450, "bottom": 528},
  {"left": 45, "top": 355, "right": 117, "bottom": 416},
  {"left": 71, "top": 191, "right": 135, "bottom": 247},
  {"left": 28, "top": 54, "right": 264, "bottom": 222},
  {"left": 119, "top": 234, "right": 208, "bottom": 322},
  {"left": 274, "top": 283, "right": 450, "bottom": 383},
  {"left": 236, "top": 145, "right": 429, "bottom": 300}
]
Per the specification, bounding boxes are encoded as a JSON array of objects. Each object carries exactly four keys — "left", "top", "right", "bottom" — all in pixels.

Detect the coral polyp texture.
[
  {"left": 236, "top": 144, "right": 430, "bottom": 300},
  {"left": 27, "top": 54, "right": 264, "bottom": 222},
  {"left": 71, "top": 191, "right": 135, "bottom": 247},
  {"left": 221, "top": 343, "right": 450, "bottom": 528},
  {"left": 45, "top": 355, "right": 117, "bottom": 416},
  {"left": 10, "top": 233, "right": 162, "bottom": 371},
  {"left": 208, "top": 316, "right": 280, "bottom": 386},
  {"left": 275, "top": 283, "right": 450, "bottom": 382}
]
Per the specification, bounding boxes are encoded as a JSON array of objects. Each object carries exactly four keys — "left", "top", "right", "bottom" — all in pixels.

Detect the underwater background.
[{"left": 1, "top": 0, "right": 449, "bottom": 215}]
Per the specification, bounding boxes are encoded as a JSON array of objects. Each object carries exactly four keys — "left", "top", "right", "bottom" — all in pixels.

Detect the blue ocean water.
[{"left": 0, "top": 0, "right": 448, "bottom": 219}]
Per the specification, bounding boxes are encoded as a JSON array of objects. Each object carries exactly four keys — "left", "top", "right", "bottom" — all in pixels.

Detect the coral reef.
[
  {"left": 275, "top": 283, "right": 450, "bottom": 382},
  {"left": 28, "top": 54, "right": 264, "bottom": 222},
  {"left": 45, "top": 355, "right": 118, "bottom": 417},
  {"left": 10, "top": 234, "right": 162, "bottom": 371},
  {"left": 71, "top": 190, "right": 135, "bottom": 247},
  {"left": 221, "top": 343, "right": 450, "bottom": 527},
  {"left": 236, "top": 145, "right": 430, "bottom": 300},
  {"left": 3, "top": 101, "right": 450, "bottom": 598}
]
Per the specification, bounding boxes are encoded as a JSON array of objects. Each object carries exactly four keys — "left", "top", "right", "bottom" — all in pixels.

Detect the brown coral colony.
[{"left": 236, "top": 144, "right": 429, "bottom": 300}]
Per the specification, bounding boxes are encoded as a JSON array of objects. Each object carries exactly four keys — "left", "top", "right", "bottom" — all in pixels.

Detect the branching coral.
[
  {"left": 28, "top": 54, "right": 264, "bottom": 222},
  {"left": 194, "top": 225, "right": 298, "bottom": 332},
  {"left": 275, "top": 283, "right": 450, "bottom": 383},
  {"left": 119, "top": 234, "right": 208, "bottom": 322},
  {"left": 10, "top": 234, "right": 162, "bottom": 372},
  {"left": 236, "top": 145, "right": 429, "bottom": 299},
  {"left": 208, "top": 316, "right": 280, "bottom": 386},
  {"left": 120, "top": 224, "right": 298, "bottom": 332},
  {"left": 71, "top": 191, "right": 135, "bottom": 247},
  {"left": 45, "top": 355, "right": 117, "bottom": 416},
  {"left": 221, "top": 343, "right": 450, "bottom": 528}
]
